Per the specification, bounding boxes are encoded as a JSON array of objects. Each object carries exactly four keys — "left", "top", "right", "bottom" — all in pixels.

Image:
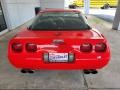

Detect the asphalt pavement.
[{"left": 80, "top": 8, "right": 116, "bottom": 22}]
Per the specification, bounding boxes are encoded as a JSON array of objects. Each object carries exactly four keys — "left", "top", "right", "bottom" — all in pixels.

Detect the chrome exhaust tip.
[
  {"left": 83, "top": 70, "right": 91, "bottom": 74},
  {"left": 28, "top": 70, "right": 34, "bottom": 74},
  {"left": 90, "top": 69, "right": 98, "bottom": 74},
  {"left": 21, "top": 69, "right": 27, "bottom": 73},
  {"left": 21, "top": 69, "right": 34, "bottom": 74}
]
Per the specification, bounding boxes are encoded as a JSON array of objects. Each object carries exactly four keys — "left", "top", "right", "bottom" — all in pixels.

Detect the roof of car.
[{"left": 39, "top": 9, "right": 81, "bottom": 13}]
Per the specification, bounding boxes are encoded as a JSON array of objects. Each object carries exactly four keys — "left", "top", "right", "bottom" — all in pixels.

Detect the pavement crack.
[{"left": 82, "top": 71, "right": 89, "bottom": 90}]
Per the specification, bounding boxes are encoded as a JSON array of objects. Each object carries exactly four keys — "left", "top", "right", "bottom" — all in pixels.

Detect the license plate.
[{"left": 49, "top": 53, "right": 68, "bottom": 62}]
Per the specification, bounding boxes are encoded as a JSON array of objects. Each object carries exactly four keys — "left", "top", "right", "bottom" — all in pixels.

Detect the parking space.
[
  {"left": 85, "top": 16, "right": 120, "bottom": 89},
  {"left": 89, "top": 8, "right": 116, "bottom": 22},
  {"left": 79, "top": 8, "right": 116, "bottom": 22},
  {"left": 0, "top": 15, "right": 120, "bottom": 90}
]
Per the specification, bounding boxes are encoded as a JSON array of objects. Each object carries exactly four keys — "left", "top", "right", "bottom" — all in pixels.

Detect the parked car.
[{"left": 8, "top": 9, "right": 110, "bottom": 74}]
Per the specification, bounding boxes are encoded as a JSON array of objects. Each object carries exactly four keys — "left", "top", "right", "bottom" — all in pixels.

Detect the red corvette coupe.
[{"left": 8, "top": 9, "right": 110, "bottom": 74}]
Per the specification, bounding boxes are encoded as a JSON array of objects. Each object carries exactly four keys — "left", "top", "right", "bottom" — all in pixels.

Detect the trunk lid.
[{"left": 16, "top": 28, "right": 103, "bottom": 39}]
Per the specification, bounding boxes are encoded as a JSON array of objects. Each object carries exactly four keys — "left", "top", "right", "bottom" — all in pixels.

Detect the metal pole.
[
  {"left": 118, "top": 22, "right": 120, "bottom": 30},
  {"left": 84, "top": 0, "right": 90, "bottom": 14},
  {"left": 112, "top": 0, "right": 120, "bottom": 30}
]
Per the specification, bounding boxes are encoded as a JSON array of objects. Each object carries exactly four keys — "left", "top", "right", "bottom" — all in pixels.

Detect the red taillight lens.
[
  {"left": 95, "top": 43, "right": 107, "bottom": 52},
  {"left": 26, "top": 43, "right": 37, "bottom": 52},
  {"left": 80, "top": 43, "right": 92, "bottom": 52},
  {"left": 12, "top": 43, "right": 23, "bottom": 52}
]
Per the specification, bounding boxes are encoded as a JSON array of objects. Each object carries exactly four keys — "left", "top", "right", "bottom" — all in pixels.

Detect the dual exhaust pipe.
[
  {"left": 21, "top": 69, "right": 34, "bottom": 74},
  {"left": 21, "top": 69, "right": 98, "bottom": 74},
  {"left": 83, "top": 69, "right": 98, "bottom": 74}
]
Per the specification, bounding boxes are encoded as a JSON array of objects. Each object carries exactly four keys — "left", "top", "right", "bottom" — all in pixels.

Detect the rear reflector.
[
  {"left": 26, "top": 43, "right": 37, "bottom": 52},
  {"left": 80, "top": 43, "right": 92, "bottom": 52},
  {"left": 12, "top": 43, "right": 23, "bottom": 52},
  {"left": 95, "top": 43, "right": 107, "bottom": 52}
]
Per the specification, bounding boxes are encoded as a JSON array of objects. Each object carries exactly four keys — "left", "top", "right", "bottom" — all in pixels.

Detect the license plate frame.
[{"left": 49, "top": 53, "right": 69, "bottom": 63}]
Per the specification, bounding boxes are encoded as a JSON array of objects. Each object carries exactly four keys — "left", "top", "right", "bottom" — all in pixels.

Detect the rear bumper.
[{"left": 8, "top": 56, "right": 110, "bottom": 70}]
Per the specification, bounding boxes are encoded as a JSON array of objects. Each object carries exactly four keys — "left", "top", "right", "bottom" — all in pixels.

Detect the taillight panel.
[
  {"left": 12, "top": 43, "right": 23, "bottom": 53},
  {"left": 26, "top": 43, "right": 37, "bottom": 52},
  {"left": 80, "top": 42, "right": 107, "bottom": 53},
  {"left": 80, "top": 43, "right": 92, "bottom": 52},
  {"left": 11, "top": 42, "right": 107, "bottom": 53},
  {"left": 95, "top": 43, "right": 107, "bottom": 52}
]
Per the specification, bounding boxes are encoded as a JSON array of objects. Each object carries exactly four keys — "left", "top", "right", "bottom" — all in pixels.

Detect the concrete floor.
[
  {"left": 80, "top": 8, "right": 116, "bottom": 22},
  {"left": 0, "top": 15, "right": 120, "bottom": 90}
]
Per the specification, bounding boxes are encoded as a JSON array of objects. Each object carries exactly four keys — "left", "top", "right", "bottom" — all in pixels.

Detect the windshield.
[{"left": 29, "top": 12, "right": 91, "bottom": 30}]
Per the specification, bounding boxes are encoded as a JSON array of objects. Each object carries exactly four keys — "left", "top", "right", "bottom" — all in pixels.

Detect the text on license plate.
[{"left": 49, "top": 53, "right": 68, "bottom": 62}]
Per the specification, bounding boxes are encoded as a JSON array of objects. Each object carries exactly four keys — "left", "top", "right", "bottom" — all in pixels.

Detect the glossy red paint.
[
  {"left": 39, "top": 9, "right": 81, "bottom": 13},
  {"left": 8, "top": 9, "right": 110, "bottom": 70}
]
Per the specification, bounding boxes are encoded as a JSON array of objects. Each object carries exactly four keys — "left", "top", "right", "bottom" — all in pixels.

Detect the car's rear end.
[
  {"left": 8, "top": 30, "right": 110, "bottom": 70},
  {"left": 8, "top": 9, "right": 110, "bottom": 70}
]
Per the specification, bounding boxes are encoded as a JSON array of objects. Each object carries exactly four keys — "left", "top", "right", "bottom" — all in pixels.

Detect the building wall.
[
  {"left": 65, "top": 0, "right": 70, "bottom": 8},
  {"left": 1, "top": 0, "right": 72, "bottom": 30},
  {"left": 40, "top": 0, "right": 65, "bottom": 10},
  {"left": 2, "top": 0, "right": 40, "bottom": 30}
]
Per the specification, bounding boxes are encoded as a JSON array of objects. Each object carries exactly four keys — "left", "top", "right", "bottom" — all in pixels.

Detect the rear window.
[{"left": 29, "top": 12, "right": 90, "bottom": 30}]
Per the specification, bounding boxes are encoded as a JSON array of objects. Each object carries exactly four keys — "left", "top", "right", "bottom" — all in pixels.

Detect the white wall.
[
  {"left": 1, "top": 0, "right": 72, "bottom": 30},
  {"left": 40, "top": 0, "right": 65, "bottom": 10},
  {"left": 65, "top": 0, "right": 70, "bottom": 8},
  {"left": 40, "top": 0, "right": 73, "bottom": 10},
  {"left": 2, "top": 0, "right": 40, "bottom": 30}
]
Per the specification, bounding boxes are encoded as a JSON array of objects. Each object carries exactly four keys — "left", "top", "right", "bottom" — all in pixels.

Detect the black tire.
[{"left": 69, "top": 5, "right": 76, "bottom": 9}]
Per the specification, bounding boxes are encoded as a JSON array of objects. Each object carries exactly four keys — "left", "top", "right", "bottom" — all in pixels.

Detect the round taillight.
[
  {"left": 26, "top": 43, "right": 37, "bottom": 52},
  {"left": 12, "top": 43, "right": 23, "bottom": 52},
  {"left": 95, "top": 43, "right": 107, "bottom": 52},
  {"left": 80, "top": 43, "right": 92, "bottom": 52}
]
